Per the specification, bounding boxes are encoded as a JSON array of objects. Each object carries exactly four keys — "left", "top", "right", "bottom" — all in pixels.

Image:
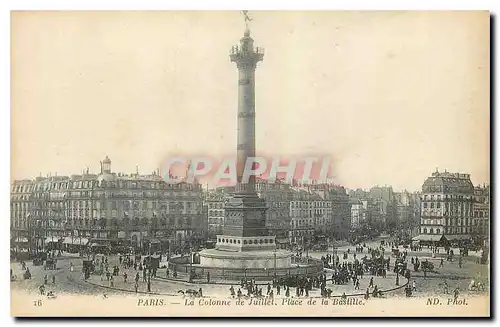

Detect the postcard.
[{"left": 10, "top": 10, "right": 490, "bottom": 317}]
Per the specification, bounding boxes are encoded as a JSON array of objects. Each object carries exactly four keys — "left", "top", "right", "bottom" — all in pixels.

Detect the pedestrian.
[
  {"left": 277, "top": 284, "right": 281, "bottom": 295},
  {"left": 52, "top": 275, "right": 56, "bottom": 284},
  {"left": 443, "top": 281, "right": 449, "bottom": 294},
  {"left": 147, "top": 280, "right": 151, "bottom": 293},
  {"left": 267, "top": 283, "right": 271, "bottom": 295},
  {"left": 124, "top": 272, "right": 128, "bottom": 283},
  {"left": 198, "top": 288, "right": 203, "bottom": 297},
  {"left": 412, "top": 280, "right": 416, "bottom": 292},
  {"left": 355, "top": 279, "right": 360, "bottom": 290},
  {"left": 207, "top": 272, "right": 210, "bottom": 283},
  {"left": 285, "top": 286, "right": 290, "bottom": 298},
  {"left": 269, "top": 289, "right": 274, "bottom": 299},
  {"left": 110, "top": 275, "right": 114, "bottom": 288},
  {"left": 440, "top": 258, "right": 444, "bottom": 268},
  {"left": 453, "top": 287, "right": 460, "bottom": 300},
  {"left": 369, "top": 277, "right": 374, "bottom": 288},
  {"left": 395, "top": 274, "right": 400, "bottom": 286},
  {"left": 44, "top": 275, "right": 48, "bottom": 285},
  {"left": 39, "top": 285, "right": 45, "bottom": 295}
]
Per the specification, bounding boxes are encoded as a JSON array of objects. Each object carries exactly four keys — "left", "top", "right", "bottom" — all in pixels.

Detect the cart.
[{"left": 44, "top": 258, "right": 57, "bottom": 270}]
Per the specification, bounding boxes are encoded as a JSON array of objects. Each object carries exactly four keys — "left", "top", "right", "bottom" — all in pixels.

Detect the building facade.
[
  {"left": 10, "top": 157, "right": 206, "bottom": 254},
  {"left": 255, "top": 178, "right": 293, "bottom": 244},
  {"left": 327, "top": 186, "right": 351, "bottom": 240},
  {"left": 419, "top": 170, "right": 475, "bottom": 242},
  {"left": 10, "top": 179, "right": 34, "bottom": 252},
  {"left": 204, "top": 190, "right": 226, "bottom": 239},
  {"left": 369, "top": 186, "right": 397, "bottom": 231},
  {"left": 394, "top": 190, "right": 421, "bottom": 238},
  {"left": 288, "top": 190, "right": 315, "bottom": 245},
  {"left": 472, "top": 184, "right": 490, "bottom": 237}
]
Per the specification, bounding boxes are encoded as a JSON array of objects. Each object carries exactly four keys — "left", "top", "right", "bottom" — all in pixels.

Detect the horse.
[{"left": 178, "top": 289, "right": 201, "bottom": 298}]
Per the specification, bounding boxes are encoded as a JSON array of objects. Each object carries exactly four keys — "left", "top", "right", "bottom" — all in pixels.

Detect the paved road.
[
  {"left": 11, "top": 254, "right": 404, "bottom": 299},
  {"left": 11, "top": 240, "right": 488, "bottom": 299},
  {"left": 312, "top": 238, "right": 489, "bottom": 297}
]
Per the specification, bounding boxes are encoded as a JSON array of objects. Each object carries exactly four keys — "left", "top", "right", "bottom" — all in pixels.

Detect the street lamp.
[{"left": 273, "top": 248, "right": 277, "bottom": 277}]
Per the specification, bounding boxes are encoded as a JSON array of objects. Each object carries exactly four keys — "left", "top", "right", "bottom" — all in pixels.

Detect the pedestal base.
[{"left": 199, "top": 248, "right": 292, "bottom": 269}]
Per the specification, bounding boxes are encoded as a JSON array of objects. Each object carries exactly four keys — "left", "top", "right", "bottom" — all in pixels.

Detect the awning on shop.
[
  {"left": 62, "top": 237, "right": 89, "bottom": 246},
  {"left": 13, "top": 237, "right": 28, "bottom": 243},
  {"left": 90, "top": 238, "right": 116, "bottom": 243},
  {"left": 45, "top": 237, "right": 61, "bottom": 243},
  {"left": 411, "top": 234, "right": 446, "bottom": 242},
  {"left": 149, "top": 239, "right": 161, "bottom": 244},
  {"left": 444, "top": 234, "right": 472, "bottom": 241},
  {"left": 91, "top": 243, "right": 107, "bottom": 247}
]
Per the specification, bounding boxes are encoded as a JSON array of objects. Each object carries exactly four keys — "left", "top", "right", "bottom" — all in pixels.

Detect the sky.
[{"left": 11, "top": 11, "right": 490, "bottom": 191}]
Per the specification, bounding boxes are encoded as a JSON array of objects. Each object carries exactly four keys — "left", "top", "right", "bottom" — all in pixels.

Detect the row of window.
[
  {"left": 289, "top": 230, "right": 315, "bottom": 237},
  {"left": 422, "top": 194, "right": 473, "bottom": 201},
  {"left": 208, "top": 210, "right": 224, "bottom": 217},
  {"left": 18, "top": 200, "right": 200, "bottom": 211},
  {"left": 422, "top": 202, "right": 473, "bottom": 209},
  {"left": 423, "top": 218, "right": 472, "bottom": 226},
  {"left": 12, "top": 180, "right": 203, "bottom": 193},
  {"left": 421, "top": 227, "right": 473, "bottom": 234},
  {"left": 208, "top": 203, "right": 224, "bottom": 209},
  {"left": 290, "top": 202, "right": 331, "bottom": 208}
]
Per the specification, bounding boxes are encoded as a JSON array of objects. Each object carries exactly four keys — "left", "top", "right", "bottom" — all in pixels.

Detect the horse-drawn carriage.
[
  {"left": 468, "top": 279, "right": 487, "bottom": 292},
  {"left": 363, "top": 255, "right": 389, "bottom": 275},
  {"left": 178, "top": 289, "right": 202, "bottom": 297},
  {"left": 421, "top": 260, "right": 434, "bottom": 272},
  {"left": 33, "top": 258, "right": 44, "bottom": 266},
  {"left": 33, "top": 252, "right": 47, "bottom": 266},
  {"left": 44, "top": 258, "right": 57, "bottom": 270},
  {"left": 397, "top": 263, "right": 409, "bottom": 275}
]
